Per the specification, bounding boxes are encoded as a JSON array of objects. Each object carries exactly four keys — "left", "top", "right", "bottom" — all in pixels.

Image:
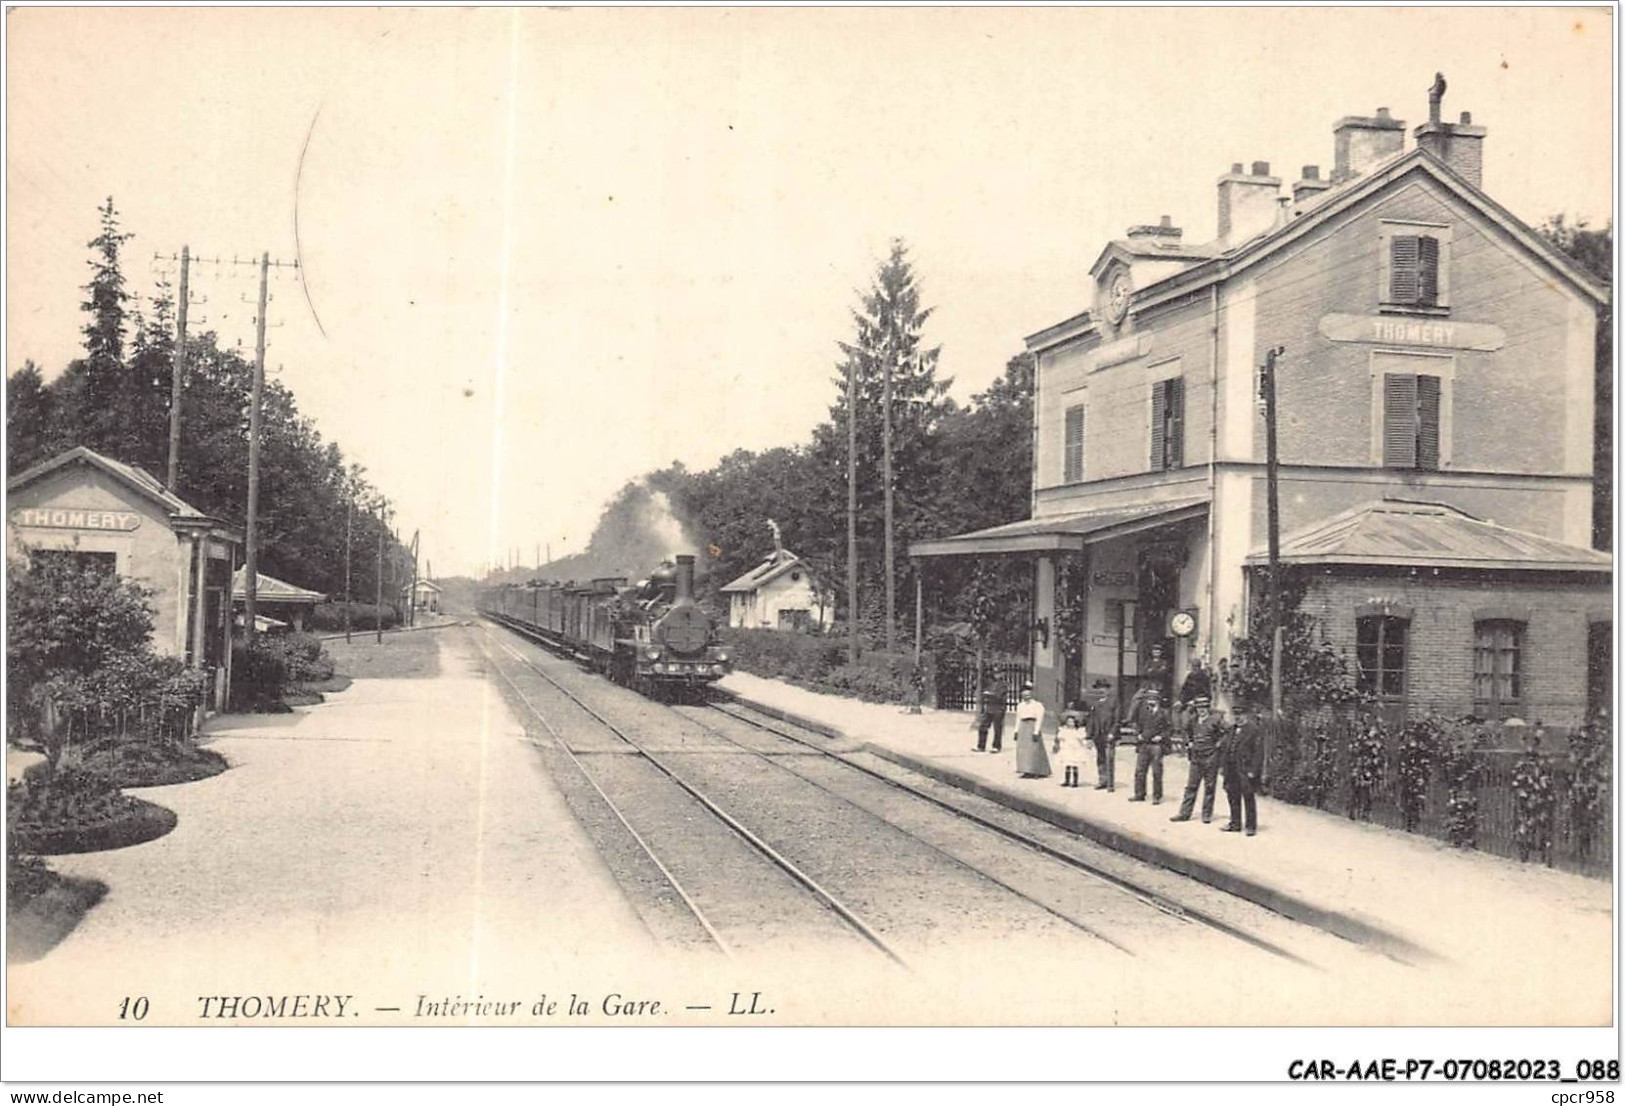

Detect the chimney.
[
  {"left": 1292, "top": 164, "right": 1333, "bottom": 204},
  {"left": 1217, "top": 161, "right": 1281, "bottom": 246},
  {"left": 1331, "top": 107, "right": 1406, "bottom": 183},
  {"left": 1126, "top": 214, "right": 1184, "bottom": 241},
  {"left": 1415, "top": 108, "right": 1487, "bottom": 189},
  {"left": 674, "top": 554, "right": 695, "bottom": 603}
]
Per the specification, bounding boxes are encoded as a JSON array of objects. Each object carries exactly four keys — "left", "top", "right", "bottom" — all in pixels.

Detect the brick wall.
[{"left": 1293, "top": 568, "right": 1608, "bottom": 727}]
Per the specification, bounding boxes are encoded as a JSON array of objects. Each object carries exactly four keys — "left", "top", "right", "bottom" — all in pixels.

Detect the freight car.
[{"left": 480, "top": 553, "right": 730, "bottom": 694}]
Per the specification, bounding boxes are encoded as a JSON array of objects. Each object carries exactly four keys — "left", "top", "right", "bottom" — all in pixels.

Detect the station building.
[
  {"left": 913, "top": 86, "right": 1611, "bottom": 727},
  {"left": 722, "top": 548, "right": 834, "bottom": 632},
  {"left": 7, "top": 446, "right": 243, "bottom": 710}
]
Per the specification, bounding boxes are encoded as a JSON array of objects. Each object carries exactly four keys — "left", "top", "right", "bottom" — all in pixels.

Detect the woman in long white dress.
[{"left": 1013, "top": 683, "right": 1051, "bottom": 779}]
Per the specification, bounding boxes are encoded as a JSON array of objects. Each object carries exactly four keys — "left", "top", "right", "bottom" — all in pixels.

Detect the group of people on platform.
[{"left": 971, "top": 656, "right": 1266, "bottom": 836}]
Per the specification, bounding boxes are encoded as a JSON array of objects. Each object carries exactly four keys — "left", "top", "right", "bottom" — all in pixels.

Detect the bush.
[
  {"left": 7, "top": 768, "right": 176, "bottom": 854},
  {"left": 262, "top": 633, "right": 336, "bottom": 683},
  {"left": 230, "top": 640, "right": 290, "bottom": 712},
  {"left": 722, "top": 628, "right": 926, "bottom": 704},
  {"left": 309, "top": 602, "right": 400, "bottom": 633}
]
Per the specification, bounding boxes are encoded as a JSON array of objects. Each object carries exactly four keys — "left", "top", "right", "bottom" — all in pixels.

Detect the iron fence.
[
  {"left": 934, "top": 660, "right": 1032, "bottom": 711},
  {"left": 1265, "top": 716, "right": 1612, "bottom": 876}
]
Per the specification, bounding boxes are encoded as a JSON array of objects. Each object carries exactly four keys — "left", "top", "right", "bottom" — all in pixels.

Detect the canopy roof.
[
  {"left": 910, "top": 497, "right": 1208, "bottom": 558},
  {"left": 232, "top": 568, "right": 328, "bottom": 604},
  {"left": 1245, "top": 498, "right": 1612, "bottom": 574}
]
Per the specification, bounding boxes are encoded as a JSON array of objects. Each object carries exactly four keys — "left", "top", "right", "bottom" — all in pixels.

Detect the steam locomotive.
[{"left": 480, "top": 553, "right": 731, "bottom": 693}]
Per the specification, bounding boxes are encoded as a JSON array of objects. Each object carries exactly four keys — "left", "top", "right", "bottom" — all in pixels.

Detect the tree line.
[
  {"left": 7, "top": 199, "right": 409, "bottom": 604},
  {"left": 588, "top": 240, "right": 1036, "bottom": 656}
]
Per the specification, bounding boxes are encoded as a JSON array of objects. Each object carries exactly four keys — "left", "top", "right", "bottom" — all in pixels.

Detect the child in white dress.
[{"left": 1054, "top": 704, "right": 1089, "bottom": 788}]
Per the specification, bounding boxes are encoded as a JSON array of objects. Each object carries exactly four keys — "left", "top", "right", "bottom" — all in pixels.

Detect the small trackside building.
[
  {"left": 721, "top": 549, "right": 833, "bottom": 632},
  {"left": 912, "top": 84, "right": 1610, "bottom": 727},
  {"left": 7, "top": 446, "right": 243, "bottom": 710}
]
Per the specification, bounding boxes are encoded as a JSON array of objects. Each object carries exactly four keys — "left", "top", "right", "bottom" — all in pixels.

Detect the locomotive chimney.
[{"left": 675, "top": 554, "right": 696, "bottom": 603}]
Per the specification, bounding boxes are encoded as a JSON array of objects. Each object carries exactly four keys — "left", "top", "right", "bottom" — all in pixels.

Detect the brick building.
[{"left": 913, "top": 82, "right": 1610, "bottom": 726}]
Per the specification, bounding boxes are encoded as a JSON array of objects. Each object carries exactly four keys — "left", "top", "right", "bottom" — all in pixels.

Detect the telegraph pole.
[
  {"left": 846, "top": 358, "right": 860, "bottom": 665},
  {"left": 244, "top": 253, "right": 270, "bottom": 647},
  {"left": 1261, "top": 345, "right": 1286, "bottom": 719},
  {"left": 375, "top": 502, "right": 389, "bottom": 645},
  {"left": 344, "top": 494, "right": 354, "bottom": 644},
  {"left": 882, "top": 340, "right": 897, "bottom": 655},
  {"left": 165, "top": 245, "right": 190, "bottom": 489}
]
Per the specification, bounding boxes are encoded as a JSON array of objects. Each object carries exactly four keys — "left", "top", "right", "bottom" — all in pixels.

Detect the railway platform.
[{"left": 717, "top": 671, "right": 1612, "bottom": 1019}]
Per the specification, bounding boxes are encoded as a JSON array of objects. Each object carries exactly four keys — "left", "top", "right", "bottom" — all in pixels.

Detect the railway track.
[
  {"left": 474, "top": 623, "right": 911, "bottom": 967},
  {"left": 479, "top": 615, "right": 1323, "bottom": 970},
  {"left": 688, "top": 698, "right": 1313, "bottom": 966}
]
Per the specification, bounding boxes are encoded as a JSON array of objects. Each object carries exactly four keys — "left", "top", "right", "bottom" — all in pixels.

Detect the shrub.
[
  {"left": 1395, "top": 719, "right": 1438, "bottom": 833},
  {"left": 230, "top": 640, "right": 290, "bottom": 712},
  {"left": 1437, "top": 717, "right": 1491, "bottom": 849},
  {"left": 721, "top": 628, "right": 927, "bottom": 704},
  {"left": 1347, "top": 719, "right": 1386, "bottom": 822},
  {"left": 309, "top": 602, "right": 400, "bottom": 633},
  {"left": 262, "top": 633, "right": 336, "bottom": 683},
  {"left": 1567, "top": 720, "right": 1609, "bottom": 861}
]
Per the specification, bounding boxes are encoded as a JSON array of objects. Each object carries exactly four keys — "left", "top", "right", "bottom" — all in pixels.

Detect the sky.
[{"left": 5, "top": 7, "right": 1614, "bottom": 578}]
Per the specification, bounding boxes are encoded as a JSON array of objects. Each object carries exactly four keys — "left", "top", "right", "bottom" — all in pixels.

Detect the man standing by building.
[
  {"left": 1221, "top": 703, "right": 1265, "bottom": 836},
  {"left": 1171, "top": 696, "right": 1225, "bottom": 823},
  {"left": 1086, "top": 679, "right": 1121, "bottom": 791},
  {"left": 1128, "top": 686, "right": 1171, "bottom": 804},
  {"left": 974, "top": 670, "right": 1008, "bottom": 754}
]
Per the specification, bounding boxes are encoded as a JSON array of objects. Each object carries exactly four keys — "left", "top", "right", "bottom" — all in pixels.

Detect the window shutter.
[
  {"left": 1150, "top": 381, "right": 1167, "bottom": 471},
  {"left": 1417, "top": 235, "right": 1440, "bottom": 305},
  {"left": 1166, "top": 378, "right": 1184, "bottom": 468},
  {"left": 1416, "top": 374, "right": 1441, "bottom": 470},
  {"left": 1064, "top": 404, "right": 1085, "bottom": 483},
  {"left": 1389, "top": 235, "right": 1420, "bottom": 303},
  {"left": 1383, "top": 374, "right": 1418, "bottom": 468}
]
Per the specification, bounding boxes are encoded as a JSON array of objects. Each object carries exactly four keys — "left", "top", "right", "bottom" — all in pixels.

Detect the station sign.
[
  {"left": 9, "top": 507, "right": 142, "bottom": 532},
  {"left": 1318, "top": 313, "right": 1506, "bottom": 351}
]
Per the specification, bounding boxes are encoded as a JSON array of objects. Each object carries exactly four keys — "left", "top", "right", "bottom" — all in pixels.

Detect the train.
[{"left": 479, "top": 553, "right": 731, "bottom": 694}]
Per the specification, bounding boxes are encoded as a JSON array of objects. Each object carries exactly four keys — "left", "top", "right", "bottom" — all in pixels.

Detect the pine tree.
[
  {"left": 55, "top": 197, "right": 136, "bottom": 458},
  {"left": 811, "top": 239, "right": 951, "bottom": 643}
]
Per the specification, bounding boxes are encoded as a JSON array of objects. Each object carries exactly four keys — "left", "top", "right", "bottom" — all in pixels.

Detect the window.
[
  {"left": 1382, "top": 373, "right": 1441, "bottom": 470},
  {"left": 1473, "top": 620, "right": 1524, "bottom": 719},
  {"left": 777, "top": 608, "right": 810, "bottom": 632},
  {"left": 1380, "top": 221, "right": 1452, "bottom": 311},
  {"left": 1063, "top": 404, "right": 1086, "bottom": 483},
  {"left": 1356, "top": 615, "right": 1408, "bottom": 702},
  {"left": 32, "top": 550, "right": 117, "bottom": 576},
  {"left": 1150, "top": 377, "right": 1184, "bottom": 471}
]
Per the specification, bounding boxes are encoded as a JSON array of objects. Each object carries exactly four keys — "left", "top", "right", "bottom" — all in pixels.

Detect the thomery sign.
[
  {"left": 9, "top": 507, "right": 142, "bottom": 531},
  {"left": 1318, "top": 313, "right": 1506, "bottom": 351}
]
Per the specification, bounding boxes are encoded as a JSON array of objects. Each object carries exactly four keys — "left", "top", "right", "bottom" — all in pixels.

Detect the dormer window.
[{"left": 1379, "top": 220, "right": 1452, "bottom": 312}]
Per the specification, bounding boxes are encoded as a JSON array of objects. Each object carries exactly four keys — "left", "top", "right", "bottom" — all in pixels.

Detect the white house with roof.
[{"left": 721, "top": 527, "right": 833, "bottom": 632}]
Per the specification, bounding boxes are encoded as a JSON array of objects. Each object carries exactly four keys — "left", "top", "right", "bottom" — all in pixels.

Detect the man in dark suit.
[
  {"left": 974, "top": 671, "right": 1008, "bottom": 753},
  {"left": 1221, "top": 703, "right": 1266, "bottom": 835},
  {"left": 1085, "top": 680, "right": 1121, "bottom": 791},
  {"left": 1128, "top": 686, "right": 1171, "bottom": 803}
]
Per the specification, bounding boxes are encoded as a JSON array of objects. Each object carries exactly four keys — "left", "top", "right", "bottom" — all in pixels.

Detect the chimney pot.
[
  {"left": 1376, "top": 106, "right": 1392, "bottom": 120},
  {"left": 1460, "top": 111, "right": 1472, "bottom": 125},
  {"left": 1159, "top": 214, "right": 1173, "bottom": 228},
  {"left": 1231, "top": 162, "right": 1244, "bottom": 174},
  {"left": 1302, "top": 164, "right": 1320, "bottom": 180},
  {"left": 1251, "top": 160, "right": 1271, "bottom": 176}
]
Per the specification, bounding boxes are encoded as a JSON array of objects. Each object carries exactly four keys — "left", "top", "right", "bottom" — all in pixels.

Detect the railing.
[
  {"left": 1265, "top": 716, "right": 1612, "bottom": 876},
  {"left": 934, "top": 660, "right": 1032, "bottom": 711}
]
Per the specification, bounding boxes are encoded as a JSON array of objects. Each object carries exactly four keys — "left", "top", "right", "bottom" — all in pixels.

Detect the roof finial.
[
  {"left": 767, "top": 518, "right": 784, "bottom": 556},
  {"left": 1428, "top": 71, "right": 1447, "bottom": 125}
]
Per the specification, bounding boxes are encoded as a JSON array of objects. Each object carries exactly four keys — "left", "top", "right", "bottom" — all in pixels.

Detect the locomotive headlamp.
[
  {"left": 716, "top": 650, "right": 730, "bottom": 663},
  {"left": 644, "top": 646, "right": 662, "bottom": 661}
]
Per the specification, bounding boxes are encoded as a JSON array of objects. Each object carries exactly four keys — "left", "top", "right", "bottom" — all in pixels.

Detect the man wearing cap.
[
  {"left": 974, "top": 671, "right": 1008, "bottom": 754},
  {"left": 1128, "top": 685, "right": 1172, "bottom": 803},
  {"left": 1221, "top": 702, "right": 1266, "bottom": 835},
  {"left": 1171, "top": 696, "right": 1225, "bottom": 823},
  {"left": 1086, "top": 680, "right": 1122, "bottom": 791}
]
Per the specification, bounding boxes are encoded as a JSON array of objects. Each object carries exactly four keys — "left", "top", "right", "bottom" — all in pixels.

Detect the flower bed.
[
  {"left": 78, "top": 739, "right": 229, "bottom": 788},
  {"left": 8, "top": 769, "right": 178, "bottom": 855}
]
